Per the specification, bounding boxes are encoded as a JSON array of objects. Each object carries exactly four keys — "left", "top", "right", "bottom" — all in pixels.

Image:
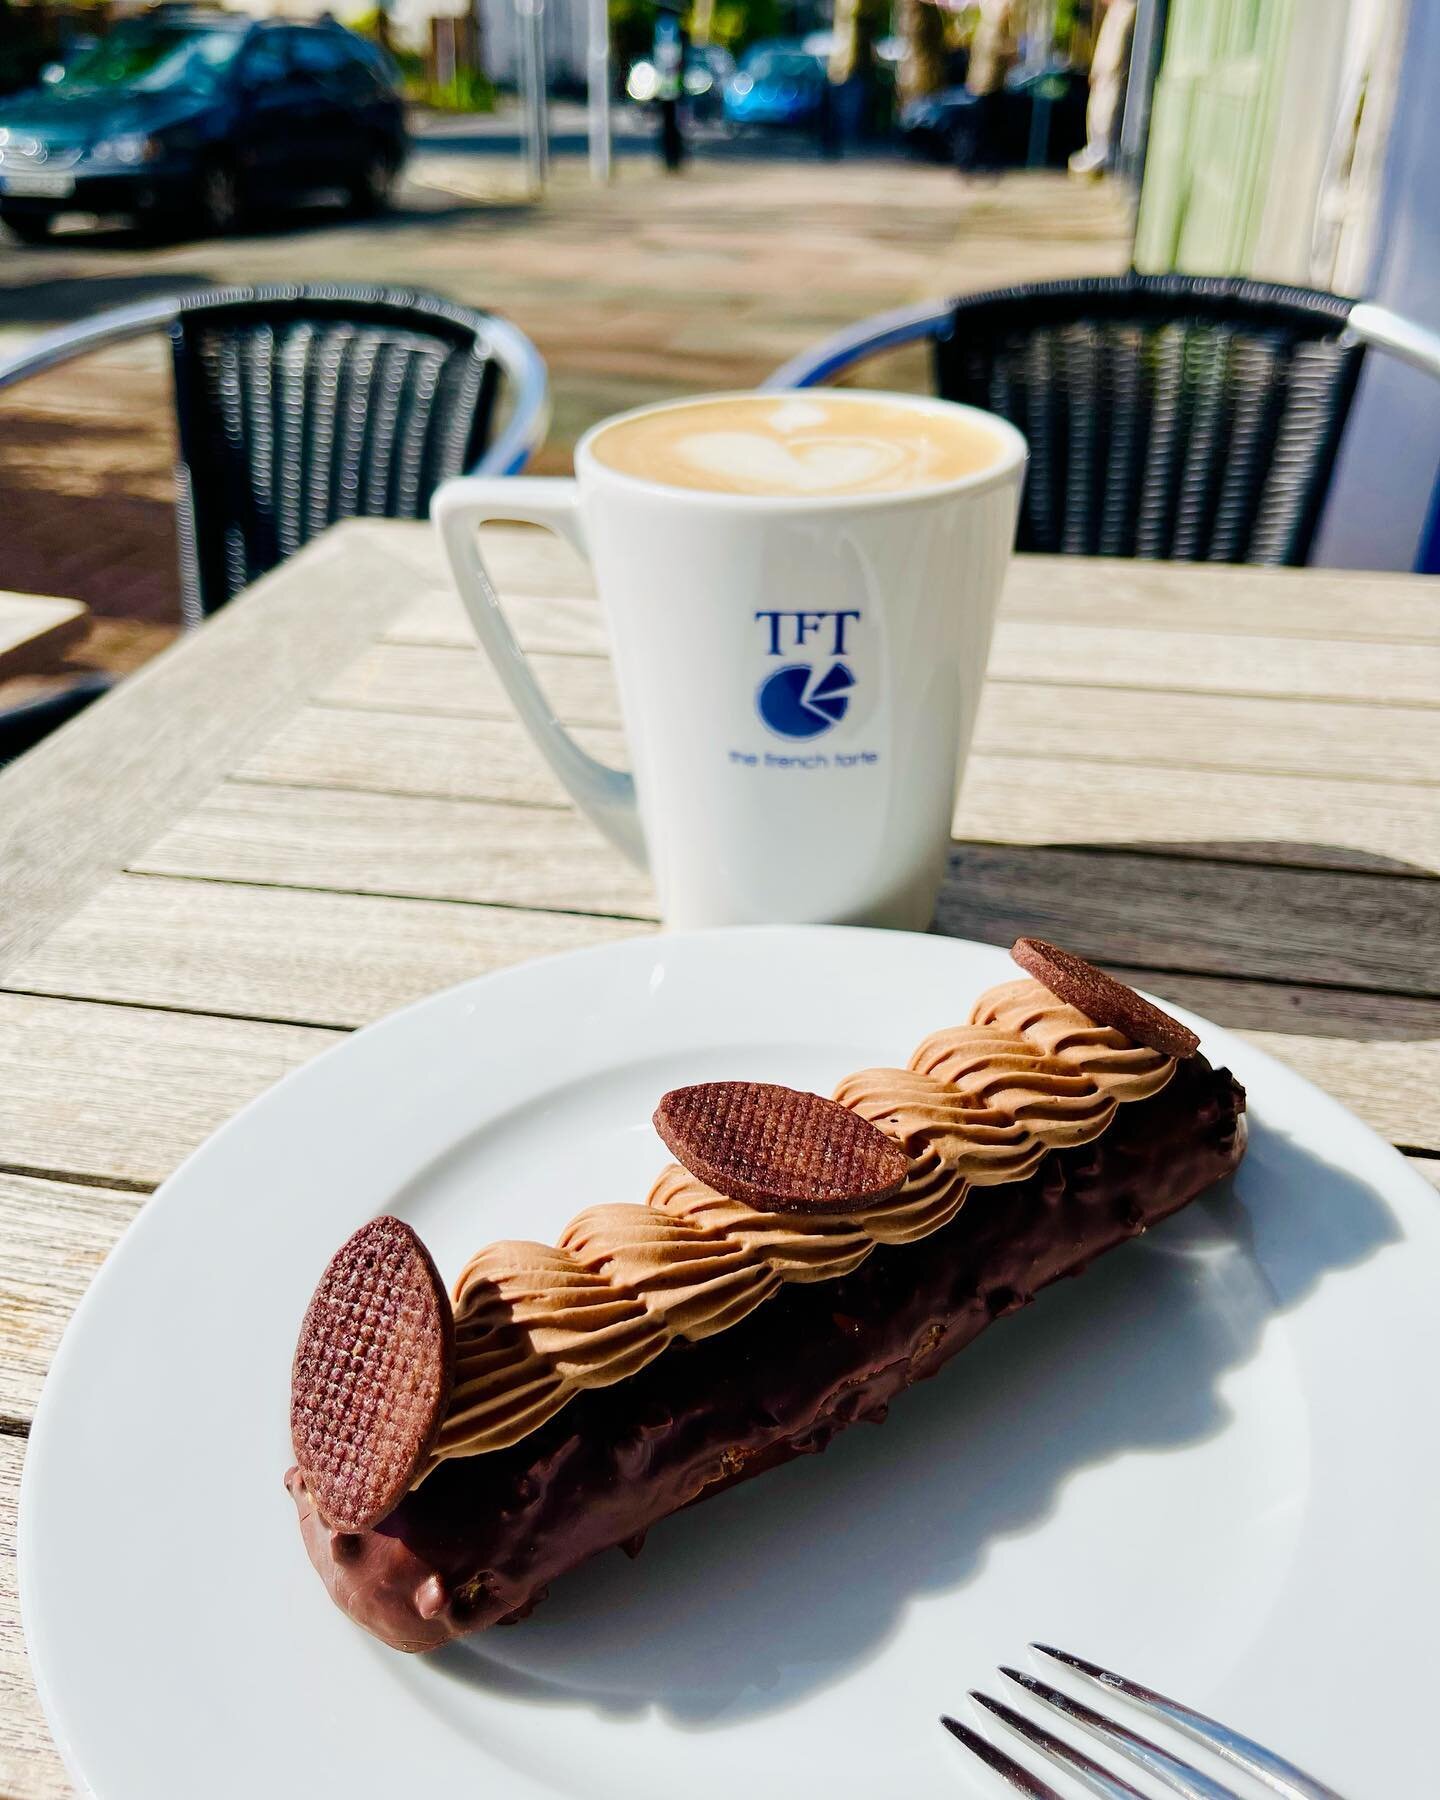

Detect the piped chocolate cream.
[{"left": 286, "top": 947, "right": 1246, "bottom": 1649}]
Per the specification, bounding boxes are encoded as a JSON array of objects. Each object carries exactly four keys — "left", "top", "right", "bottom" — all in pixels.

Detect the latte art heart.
[
  {"left": 590, "top": 393, "right": 1001, "bottom": 497},
  {"left": 675, "top": 429, "right": 911, "bottom": 495}
]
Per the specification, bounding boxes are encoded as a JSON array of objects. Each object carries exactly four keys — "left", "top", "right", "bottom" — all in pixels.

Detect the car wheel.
[
  {"left": 347, "top": 148, "right": 398, "bottom": 217},
  {"left": 2, "top": 212, "right": 52, "bottom": 245},
  {"left": 195, "top": 161, "right": 241, "bottom": 236}
]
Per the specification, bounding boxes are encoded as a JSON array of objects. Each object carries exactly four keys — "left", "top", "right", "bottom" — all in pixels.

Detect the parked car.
[
  {"left": 723, "top": 42, "right": 826, "bottom": 131},
  {"left": 0, "top": 12, "right": 406, "bottom": 244},
  {"left": 901, "top": 64, "right": 1088, "bottom": 170}
]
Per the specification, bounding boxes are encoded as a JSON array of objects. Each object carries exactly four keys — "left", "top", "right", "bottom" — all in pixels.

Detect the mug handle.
[{"left": 431, "top": 477, "right": 646, "bottom": 869}]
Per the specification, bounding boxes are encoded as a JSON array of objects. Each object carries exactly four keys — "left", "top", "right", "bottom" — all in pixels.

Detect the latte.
[{"left": 588, "top": 392, "right": 1003, "bottom": 498}]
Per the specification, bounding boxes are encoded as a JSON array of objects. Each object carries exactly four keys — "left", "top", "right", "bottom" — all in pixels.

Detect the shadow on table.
[
  {"left": 425, "top": 1123, "right": 1394, "bottom": 1727},
  {"left": 0, "top": 407, "right": 181, "bottom": 625},
  {"left": 934, "top": 838, "right": 1438, "bottom": 1041},
  {"left": 0, "top": 192, "right": 536, "bottom": 270},
  {"left": 0, "top": 269, "right": 215, "bottom": 325}
]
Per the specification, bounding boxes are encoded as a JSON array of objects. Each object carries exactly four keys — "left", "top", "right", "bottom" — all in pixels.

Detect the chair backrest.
[
  {"left": 167, "top": 284, "right": 512, "bottom": 620},
  {"left": 763, "top": 275, "right": 1389, "bottom": 568},
  {"left": 930, "top": 275, "right": 1364, "bottom": 565}
]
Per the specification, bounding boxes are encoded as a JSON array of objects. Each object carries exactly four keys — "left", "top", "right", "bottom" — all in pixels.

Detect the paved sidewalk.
[{"left": 0, "top": 155, "right": 1130, "bottom": 662}]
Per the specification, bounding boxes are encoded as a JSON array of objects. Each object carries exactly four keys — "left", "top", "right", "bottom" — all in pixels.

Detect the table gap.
[
  {"left": 0, "top": 1160, "right": 155, "bottom": 1197},
  {"left": 307, "top": 695, "right": 621, "bottom": 728},
  {"left": 115, "top": 865, "right": 662, "bottom": 926},
  {"left": 226, "top": 771, "right": 574, "bottom": 815},
  {"left": 977, "top": 746, "right": 1440, "bottom": 792},
  {"left": 990, "top": 675, "right": 1440, "bottom": 712},
  {"left": 383, "top": 634, "right": 608, "bottom": 661},
  {"left": 0, "top": 984, "right": 362, "bottom": 1035}
]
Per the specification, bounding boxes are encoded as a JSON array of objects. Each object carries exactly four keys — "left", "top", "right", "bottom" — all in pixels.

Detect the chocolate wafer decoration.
[
  {"left": 1012, "top": 937, "right": 1200, "bottom": 1059},
  {"left": 423, "top": 947, "right": 1185, "bottom": 1469},
  {"left": 654, "top": 1082, "right": 908, "bottom": 1212},
  {"left": 291, "top": 1217, "right": 454, "bottom": 1531}
]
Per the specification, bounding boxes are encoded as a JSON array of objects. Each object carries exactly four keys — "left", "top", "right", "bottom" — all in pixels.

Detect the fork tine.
[
  {"left": 970, "top": 1691, "right": 1150, "bottom": 1800},
  {"left": 1031, "top": 1648, "right": 1347, "bottom": 1800},
  {"left": 1001, "top": 1669, "right": 1244, "bottom": 1800},
  {"left": 940, "top": 1713, "right": 1066, "bottom": 1797}
]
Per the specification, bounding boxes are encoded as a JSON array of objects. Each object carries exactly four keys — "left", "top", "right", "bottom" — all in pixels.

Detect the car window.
[
  {"left": 745, "top": 50, "right": 821, "bottom": 82},
  {"left": 289, "top": 31, "right": 352, "bottom": 78},
  {"left": 53, "top": 23, "right": 244, "bottom": 95},
  {"left": 238, "top": 32, "right": 289, "bottom": 87}
]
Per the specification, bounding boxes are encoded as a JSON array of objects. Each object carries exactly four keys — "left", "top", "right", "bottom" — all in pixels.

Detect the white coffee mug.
[{"left": 432, "top": 391, "right": 1026, "bottom": 931}]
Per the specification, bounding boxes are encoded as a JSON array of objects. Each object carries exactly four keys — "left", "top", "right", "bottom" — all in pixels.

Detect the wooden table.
[
  {"left": 1, "top": 520, "right": 1437, "bottom": 1794},
  {"left": 0, "top": 594, "right": 88, "bottom": 687}
]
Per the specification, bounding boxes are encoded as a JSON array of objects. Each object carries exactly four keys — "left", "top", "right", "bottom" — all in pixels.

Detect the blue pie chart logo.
[{"left": 757, "top": 661, "right": 855, "bottom": 740}]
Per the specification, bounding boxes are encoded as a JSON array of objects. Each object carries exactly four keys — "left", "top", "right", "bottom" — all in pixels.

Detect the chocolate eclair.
[{"left": 286, "top": 941, "right": 1245, "bottom": 1650}]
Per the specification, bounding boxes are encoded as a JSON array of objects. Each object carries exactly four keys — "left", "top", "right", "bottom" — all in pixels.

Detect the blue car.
[
  {"left": 723, "top": 43, "right": 826, "bottom": 130},
  {"left": 0, "top": 11, "right": 405, "bottom": 243}
]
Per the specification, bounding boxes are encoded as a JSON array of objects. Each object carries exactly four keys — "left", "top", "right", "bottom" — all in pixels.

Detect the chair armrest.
[{"left": 762, "top": 300, "right": 955, "bottom": 390}]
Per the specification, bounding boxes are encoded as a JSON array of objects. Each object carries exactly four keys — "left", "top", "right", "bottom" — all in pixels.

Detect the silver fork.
[{"left": 940, "top": 1644, "right": 1347, "bottom": 1800}]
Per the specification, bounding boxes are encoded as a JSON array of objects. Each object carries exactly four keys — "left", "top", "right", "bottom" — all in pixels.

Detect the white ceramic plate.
[{"left": 20, "top": 928, "right": 1438, "bottom": 1798}]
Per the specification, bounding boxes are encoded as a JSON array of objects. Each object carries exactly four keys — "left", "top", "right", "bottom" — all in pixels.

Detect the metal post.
[
  {"left": 515, "top": 0, "right": 549, "bottom": 194},
  {"left": 1118, "top": 0, "right": 1169, "bottom": 188},
  {"left": 586, "top": 0, "right": 612, "bottom": 183}
]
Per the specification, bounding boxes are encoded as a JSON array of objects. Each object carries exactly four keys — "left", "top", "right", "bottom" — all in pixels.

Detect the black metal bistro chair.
[
  {"left": 0, "top": 283, "right": 548, "bottom": 762},
  {"left": 765, "top": 274, "right": 1440, "bottom": 566}
]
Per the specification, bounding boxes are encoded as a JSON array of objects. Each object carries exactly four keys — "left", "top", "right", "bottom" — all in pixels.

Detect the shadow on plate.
[{"left": 424, "top": 1122, "right": 1395, "bottom": 1726}]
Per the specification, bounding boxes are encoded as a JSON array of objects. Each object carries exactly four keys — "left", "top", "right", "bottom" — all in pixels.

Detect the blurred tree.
[
  {"left": 897, "top": 0, "right": 949, "bottom": 106},
  {"left": 609, "top": 0, "right": 657, "bottom": 72},
  {"left": 828, "top": 0, "right": 887, "bottom": 85},
  {"left": 610, "top": 0, "right": 781, "bottom": 70},
  {"left": 708, "top": 1, "right": 782, "bottom": 53}
]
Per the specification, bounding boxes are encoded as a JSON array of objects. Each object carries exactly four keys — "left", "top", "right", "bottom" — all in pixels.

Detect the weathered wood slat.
[
  {"left": 386, "top": 544, "right": 1440, "bottom": 648},
  {"left": 0, "top": 525, "right": 419, "bottom": 978},
  {"left": 386, "top": 586, "right": 609, "bottom": 656},
  {"left": 4, "top": 876, "right": 648, "bottom": 1032},
  {"left": 959, "top": 755, "right": 1440, "bottom": 876},
  {"left": 319, "top": 641, "right": 624, "bottom": 726},
  {"left": 234, "top": 706, "right": 612, "bottom": 805},
  {"left": 243, "top": 680, "right": 1440, "bottom": 799},
  {"left": 0, "top": 1173, "right": 145, "bottom": 1422},
  {"left": 132, "top": 784, "right": 1434, "bottom": 993},
  {"left": 379, "top": 564, "right": 1440, "bottom": 704},
  {"left": 986, "top": 621, "right": 1440, "bottom": 707},
  {"left": 999, "top": 558, "right": 1440, "bottom": 644},
  {"left": 978, "top": 685, "right": 1440, "bottom": 787},
  {"left": 313, "top": 634, "right": 1440, "bottom": 782},
  {"left": 936, "top": 844, "right": 1440, "bottom": 999},
  {"left": 0, "top": 1436, "right": 71, "bottom": 1800},
  {"left": 374, "top": 554, "right": 1440, "bottom": 702},
  {"left": 233, "top": 704, "right": 1440, "bottom": 877},
  {"left": 369, "top": 517, "right": 596, "bottom": 600},
  {"left": 0, "top": 994, "right": 340, "bottom": 1190},
  {"left": 131, "top": 781, "right": 658, "bottom": 918}
]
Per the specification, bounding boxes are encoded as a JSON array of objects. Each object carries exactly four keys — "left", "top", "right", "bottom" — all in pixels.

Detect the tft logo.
[{"left": 753, "top": 609, "right": 860, "bottom": 740}]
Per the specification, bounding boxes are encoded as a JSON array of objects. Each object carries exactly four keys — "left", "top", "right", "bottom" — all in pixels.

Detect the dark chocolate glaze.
[{"left": 288, "top": 1055, "right": 1245, "bottom": 1650}]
